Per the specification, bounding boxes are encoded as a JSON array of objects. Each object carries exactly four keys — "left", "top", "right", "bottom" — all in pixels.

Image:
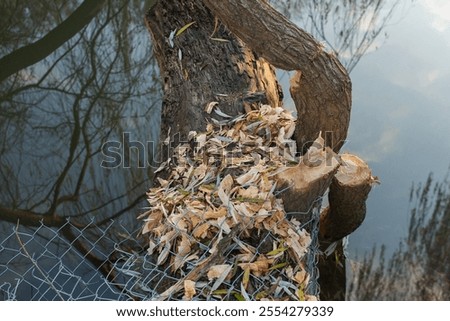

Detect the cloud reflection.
[
  {"left": 423, "top": 0, "right": 450, "bottom": 32},
  {"left": 357, "top": 127, "right": 400, "bottom": 163}
]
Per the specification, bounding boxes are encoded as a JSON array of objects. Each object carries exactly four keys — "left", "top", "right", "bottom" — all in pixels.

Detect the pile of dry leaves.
[{"left": 139, "top": 104, "right": 317, "bottom": 300}]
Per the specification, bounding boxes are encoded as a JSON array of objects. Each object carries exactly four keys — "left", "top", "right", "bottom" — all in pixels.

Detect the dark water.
[
  {"left": 0, "top": 1, "right": 448, "bottom": 300},
  {"left": 0, "top": 1, "right": 159, "bottom": 224}
]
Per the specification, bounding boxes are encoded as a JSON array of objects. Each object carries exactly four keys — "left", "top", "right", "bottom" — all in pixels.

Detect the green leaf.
[
  {"left": 297, "top": 284, "right": 306, "bottom": 301},
  {"left": 269, "top": 262, "right": 288, "bottom": 271},
  {"left": 255, "top": 291, "right": 268, "bottom": 300},
  {"left": 212, "top": 289, "right": 239, "bottom": 296},
  {"left": 233, "top": 293, "right": 246, "bottom": 301},
  {"left": 176, "top": 21, "right": 196, "bottom": 37},
  {"left": 266, "top": 246, "right": 288, "bottom": 256},
  {"left": 234, "top": 196, "right": 264, "bottom": 203},
  {"left": 212, "top": 289, "right": 229, "bottom": 295},
  {"left": 177, "top": 188, "right": 190, "bottom": 196}
]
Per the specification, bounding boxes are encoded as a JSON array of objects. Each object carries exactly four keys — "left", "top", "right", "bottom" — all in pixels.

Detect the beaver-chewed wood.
[
  {"left": 276, "top": 136, "right": 340, "bottom": 220},
  {"left": 320, "top": 154, "right": 378, "bottom": 243},
  {"left": 203, "top": 0, "right": 352, "bottom": 154}
]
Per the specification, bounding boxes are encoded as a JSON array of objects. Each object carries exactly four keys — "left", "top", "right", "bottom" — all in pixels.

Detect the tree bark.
[
  {"left": 202, "top": 0, "right": 352, "bottom": 153},
  {"left": 145, "top": 0, "right": 281, "bottom": 164}
]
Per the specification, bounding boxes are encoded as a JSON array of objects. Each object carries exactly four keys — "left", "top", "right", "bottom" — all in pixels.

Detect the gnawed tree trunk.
[
  {"left": 316, "top": 154, "right": 376, "bottom": 301},
  {"left": 144, "top": 0, "right": 374, "bottom": 300},
  {"left": 276, "top": 136, "right": 340, "bottom": 216},
  {"left": 320, "top": 154, "right": 377, "bottom": 243}
]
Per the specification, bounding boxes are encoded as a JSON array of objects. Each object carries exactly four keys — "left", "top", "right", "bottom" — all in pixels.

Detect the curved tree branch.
[
  {"left": 0, "top": 0, "right": 107, "bottom": 83},
  {"left": 202, "top": 0, "right": 352, "bottom": 152}
]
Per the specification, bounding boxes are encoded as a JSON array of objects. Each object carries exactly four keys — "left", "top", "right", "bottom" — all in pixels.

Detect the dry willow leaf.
[
  {"left": 217, "top": 174, "right": 234, "bottom": 205},
  {"left": 141, "top": 210, "right": 163, "bottom": 234},
  {"left": 157, "top": 244, "right": 170, "bottom": 265},
  {"left": 238, "top": 256, "right": 274, "bottom": 276},
  {"left": 168, "top": 213, "right": 188, "bottom": 231},
  {"left": 242, "top": 267, "right": 250, "bottom": 290},
  {"left": 140, "top": 104, "right": 318, "bottom": 300},
  {"left": 207, "top": 264, "right": 232, "bottom": 281},
  {"left": 293, "top": 270, "right": 307, "bottom": 284},
  {"left": 183, "top": 280, "right": 196, "bottom": 300},
  {"left": 205, "top": 101, "right": 218, "bottom": 114},
  {"left": 204, "top": 207, "right": 227, "bottom": 219},
  {"left": 173, "top": 234, "right": 192, "bottom": 271},
  {"left": 193, "top": 222, "right": 210, "bottom": 239}
]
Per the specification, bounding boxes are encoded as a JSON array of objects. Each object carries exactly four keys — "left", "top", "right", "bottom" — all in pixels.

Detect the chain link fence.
[
  {"left": 0, "top": 203, "right": 321, "bottom": 301},
  {"left": 0, "top": 218, "right": 140, "bottom": 300}
]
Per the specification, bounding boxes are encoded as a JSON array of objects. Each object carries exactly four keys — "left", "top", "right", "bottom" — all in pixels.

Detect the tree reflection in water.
[
  {"left": 0, "top": 1, "right": 161, "bottom": 298},
  {"left": 0, "top": 1, "right": 160, "bottom": 229},
  {"left": 348, "top": 171, "right": 450, "bottom": 300}
]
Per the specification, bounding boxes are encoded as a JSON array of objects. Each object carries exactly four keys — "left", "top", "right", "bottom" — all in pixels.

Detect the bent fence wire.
[{"left": 0, "top": 204, "right": 321, "bottom": 301}]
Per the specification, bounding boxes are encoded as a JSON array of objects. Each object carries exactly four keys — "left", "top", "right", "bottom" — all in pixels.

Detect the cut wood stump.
[
  {"left": 276, "top": 135, "right": 340, "bottom": 218},
  {"left": 319, "top": 154, "right": 378, "bottom": 243}
]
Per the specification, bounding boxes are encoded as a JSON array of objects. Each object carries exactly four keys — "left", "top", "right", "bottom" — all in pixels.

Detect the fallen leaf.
[
  {"left": 210, "top": 37, "right": 230, "bottom": 42},
  {"left": 205, "top": 101, "right": 218, "bottom": 114},
  {"left": 157, "top": 245, "right": 170, "bottom": 265},
  {"left": 173, "top": 234, "right": 192, "bottom": 271},
  {"left": 183, "top": 280, "right": 196, "bottom": 300},
  {"left": 293, "top": 270, "right": 307, "bottom": 284},
  {"left": 204, "top": 207, "right": 227, "bottom": 219},
  {"left": 242, "top": 267, "right": 250, "bottom": 290},
  {"left": 238, "top": 256, "right": 274, "bottom": 275},
  {"left": 176, "top": 21, "right": 196, "bottom": 37},
  {"left": 192, "top": 222, "right": 210, "bottom": 239},
  {"left": 266, "top": 246, "right": 288, "bottom": 257},
  {"left": 207, "top": 264, "right": 232, "bottom": 281}
]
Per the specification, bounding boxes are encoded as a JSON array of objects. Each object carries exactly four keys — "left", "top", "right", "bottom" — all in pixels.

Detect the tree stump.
[{"left": 320, "top": 154, "right": 378, "bottom": 243}]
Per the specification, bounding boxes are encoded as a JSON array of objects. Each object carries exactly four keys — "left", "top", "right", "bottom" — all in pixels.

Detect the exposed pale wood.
[
  {"left": 145, "top": 0, "right": 281, "bottom": 166},
  {"left": 202, "top": 0, "right": 352, "bottom": 152},
  {"left": 276, "top": 139, "right": 340, "bottom": 220},
  {"left": 320, "top": 154, "right": 377, "bottom": 242}
]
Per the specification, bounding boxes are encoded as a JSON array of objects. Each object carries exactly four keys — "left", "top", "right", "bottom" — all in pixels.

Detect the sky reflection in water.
[{"left": 346, "top": 1, "right": 450, "bottom": 257}]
